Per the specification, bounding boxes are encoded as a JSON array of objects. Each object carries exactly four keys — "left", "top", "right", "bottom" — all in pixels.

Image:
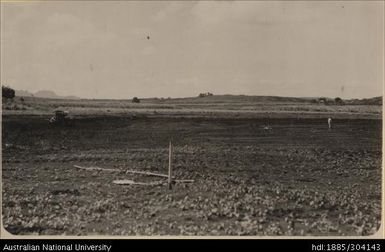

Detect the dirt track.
[{"left": 2, "top": 115, "right": 382, "bottom": 236}]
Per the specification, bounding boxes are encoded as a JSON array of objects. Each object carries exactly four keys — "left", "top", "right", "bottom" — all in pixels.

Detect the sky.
[{"left": 1, "top": 1, "right": 383, "bottom": 99}]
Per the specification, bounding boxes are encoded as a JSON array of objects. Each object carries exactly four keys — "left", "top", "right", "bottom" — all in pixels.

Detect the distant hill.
[
  {"left": 15, "top": 89, "right": 34, "bottom": 97},
  {"left": 147, "top": 95, "right": 382, "bottom": 104},
  {"left": 345, "top": 96, "right": 382, "bottom": 105},
  {"left": 15, "top": 89, "right": 80, "bottom": 100},
  {"left": 145, "top": 95, "right": 314, "bottom": 104},
  {"left": 11, "top": 90, "right": 382, "bottom": 104}
]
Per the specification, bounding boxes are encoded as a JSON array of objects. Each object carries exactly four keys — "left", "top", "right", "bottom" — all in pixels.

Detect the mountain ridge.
[{"left": 15, "top": 89, "right": 80, "bottom": 100}]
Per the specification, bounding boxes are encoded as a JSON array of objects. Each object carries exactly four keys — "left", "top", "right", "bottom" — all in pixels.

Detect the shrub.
[
  {"left": 132, "top": 97, "right": 140, "bottom": 103},
  {"left": 335, "top": 97, "right": 344, "bottom": 105}
]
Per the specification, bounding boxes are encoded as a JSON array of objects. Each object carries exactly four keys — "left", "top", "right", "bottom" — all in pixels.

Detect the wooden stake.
[{"left": 168, "top": 140, "right": 172, "bottom": 189}]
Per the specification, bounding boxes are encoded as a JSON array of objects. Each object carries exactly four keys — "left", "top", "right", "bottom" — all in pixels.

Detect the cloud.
[
  {"left": 2, "top": 2, "right": 382, "bottom": 99},
  {"left": 36, "top": 12, "right": 116, "bottom": 49},
  {"left": 141, "top": 45, "right": 156, "bottom": 56},
  {"left": 2, "top": 9, "right": 119, "bottom": 95},
  {"left": 191, "top": 1, "right": 258, "bottom": 25},
  {"left": 190, "top": 1, "right": 320, "bottom": 27},
  {"left": 153, "top": 2, "right": 184, "bottom": 22}
]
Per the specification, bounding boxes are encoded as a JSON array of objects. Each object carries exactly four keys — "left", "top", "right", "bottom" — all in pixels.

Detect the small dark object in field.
[{"left": 48, "top": 110, "right": 75, "bottom": 127}]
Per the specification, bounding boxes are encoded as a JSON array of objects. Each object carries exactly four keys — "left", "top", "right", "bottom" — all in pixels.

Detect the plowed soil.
[{"left": 2, "top": 115, "right": 382, "bottom": 236}]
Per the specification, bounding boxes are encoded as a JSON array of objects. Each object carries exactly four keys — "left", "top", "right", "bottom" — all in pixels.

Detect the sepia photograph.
[{"left": 1, "top": 0, "right": 383, "bottom": 237}]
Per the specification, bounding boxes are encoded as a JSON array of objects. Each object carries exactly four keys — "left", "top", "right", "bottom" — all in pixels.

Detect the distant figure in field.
[{"left": 328, "top": 117, "right": 332, "bottom": 130}]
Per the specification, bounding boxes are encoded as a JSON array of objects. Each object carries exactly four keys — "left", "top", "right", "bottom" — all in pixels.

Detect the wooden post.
[{"left": 168, "top": 140, "right": 172, "bottom": 189}]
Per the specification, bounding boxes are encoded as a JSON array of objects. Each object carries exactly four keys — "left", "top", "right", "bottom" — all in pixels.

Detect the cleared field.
[{"left": 2, "top": 114, "right": 382, "bottom": 236}]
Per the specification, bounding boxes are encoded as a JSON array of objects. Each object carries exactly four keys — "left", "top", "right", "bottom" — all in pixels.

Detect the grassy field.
[
  {"left": 2, "top": 95, "right": 382, "bottom": 119},
  {"left": 1, "top": 96, "right": 382, "bottom": 236}
]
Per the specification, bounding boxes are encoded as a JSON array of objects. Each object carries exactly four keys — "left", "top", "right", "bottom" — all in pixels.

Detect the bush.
[
  {"left": 2, "top": 86, "right": 15, "bottom": 99},
  {"left": 132, "top": 97, "right": 140, "bottom": 103},
  {"left": 335, "top": 97, "right": 344, "bottom": 105}
]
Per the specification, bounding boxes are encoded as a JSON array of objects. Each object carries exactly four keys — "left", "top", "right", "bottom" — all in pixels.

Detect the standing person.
[{"left": 328, "top": 117, "right": 332, "bottom": 130}]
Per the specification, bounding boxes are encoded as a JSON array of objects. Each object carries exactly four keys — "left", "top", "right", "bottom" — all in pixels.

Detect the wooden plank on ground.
[
  {"left": 74, "top": 165, "right": 121, "bottom": 172},
  {"left": 125, "top": 169, "right": 174, "bottom": 178},
  {"left": 174, "top": 179, "right": 194, "bottom": 183},
  {"left": 113, "top": 179, "right": 164, "bottom": 186}
]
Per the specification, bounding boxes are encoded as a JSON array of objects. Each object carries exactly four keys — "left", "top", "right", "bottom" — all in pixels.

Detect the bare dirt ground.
[{"left": 2, "top": 114, "right": 382, "bottom": 236}]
